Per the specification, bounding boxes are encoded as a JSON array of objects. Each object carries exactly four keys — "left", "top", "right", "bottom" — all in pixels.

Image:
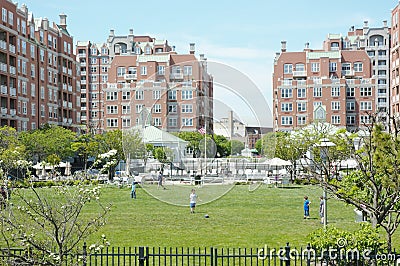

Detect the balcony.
[
  {"left": 68, "top": 118, "right": 72, "bottom": 124},
  {"left": 342, "top": 70, "right": 354, "bottom": 77},
  {"left": 170, "top": 73, "right": 183, "bottom": 80},
  {"left": 81, "top": 80, "right": 87, "bottom": 85},
  {"left": 1, "top": 85, "right": 7, "bottom": 94},
  {"left": 81, "top": 115, "right": 87, "bottom": 120},
  {"left": 377, "top": 102, "right": 387, "bottom": 108},
  {"left": 0, "top": 40, "right": 6, "bottom": 50},
  {"left": 296, "top": 80, "right": 306, "bottom": 86},
  {"left": 63, "top": 101, "right": 67, "bottom": 108},
  {"left": 124, "top": 73, "right": 137, "bottom": 80},
  {"left": 377, "top": 93, "right": 387, "bottom": 98},
  {"left": 81, "top": 71, "right": 86, "bottom": 76},
  {"left": 81, "top": 97, "right": 87, "bottom": 103},
  {"left": 63, "top": 117, "right": 67, "bottom": 124},
  {"left": 63, "top": 84, "right": 67, "bottom": 90},
  {"left": 68, "top": 69, "right": 72, "bottom": 75},
  {"left": 81, "top": 107, "right": 87, "bottom": 111},
  {"left": 80, "top": 62, "right": 86, "bottom": 67},
  {"left": 68, "top": 102, "right": 72, "bottom": 108},
  {"left": 293, "top": 70, "right": 307, "bottom": 77},
  {"left": 0, "top": 62, "right": 7, "bottom": 72},
  {"left": 81, "top": 89, "right": 86, "bottom": 94},
  {"left": 68, "top": 85, "right": 73, "bottom": 92},
  {"left": 1, "top": 107, "right": 7, "bottom": 115},
  {"left": 78, "top": 53, "right": 86, "bottom": 58},
  {"left": 9, "top": 66, "right": 16, "bottom": 75},
  {"left": 10, "top": 109, "right": 16, "bottom": 116},
  {"left": 10, "top": 87, "right": 16, "bottom": 96},
  {"left": 9, "top": 44, "right": 15, "bottom": 54}
]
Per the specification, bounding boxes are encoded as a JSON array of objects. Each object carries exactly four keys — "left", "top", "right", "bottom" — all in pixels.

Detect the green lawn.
[{"left": 83, "top": 183, "right": 396, "bottom": 248}]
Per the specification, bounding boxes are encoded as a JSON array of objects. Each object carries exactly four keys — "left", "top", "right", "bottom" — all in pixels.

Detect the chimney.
[
  {"left": 383, "top": 20, "right": 388, "bottom": 28},
  {"left": 189, "top": 43, "right": 195, "bottom": 54},
  {"left": 20, "top": 4, "right": 28, "bottom": 15},
  {"left": 172, "top": 45, "right": 176, "bottom": 52},
  {"left": 199, "top": 54, "right": 205, "bottom": 61},
  {"left": 59, "top": 13, "right": 67, "bottom": 29},
  {"left": 351, "top": 26, "right": 355, "bottom": 31},
  {"left": 363, "top": 20, "right": 368, "bottom": 28},
  {"left": 109, "top": 29, "right": 115, "bottom": 36},
  {"left": 281, "top": 41, "right": 287, "bottom": 52},
  {"left": 305, "top": 42, "right": 309, "bottom": 49},
  {"left": 43, "top": 17, "right": 49, "bottom": 30},
  {"left": 129, "top": 28, "right": 134, "bottom": 35}
]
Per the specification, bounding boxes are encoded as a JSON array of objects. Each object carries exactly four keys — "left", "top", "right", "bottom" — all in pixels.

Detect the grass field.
[{"left": 82, "top": 183, "right": 398, "bottom": 248}]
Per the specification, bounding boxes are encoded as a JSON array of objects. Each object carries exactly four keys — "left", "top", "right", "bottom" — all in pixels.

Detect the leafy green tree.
[
  {"left": 213, "top": 134, "right": 230, "bottom": 157},
  {"left": 71, "top": 133, "right": 98, "bottom": 173},
  {"left": 175, "top": 132, "right": 203, "bottom": 157},
  {"left": 229, "top": 140, "right": 245, "bottom": 156},
  {"left": 96, "top": 130, "right": 124, "bottom": 162},
  {"left": 46, "top": 153, "right": 61, "bottom": 178},
  {"left": 255, "top": 132, "right": 278, "bottom": 158}
]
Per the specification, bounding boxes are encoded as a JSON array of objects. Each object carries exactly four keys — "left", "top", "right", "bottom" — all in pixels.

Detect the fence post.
[
  {"left": 82, "top": 242, "right": 87, "bottom": 266},
  {"left": 138, "top": 246, "right": 146, "bottom": 266},
  {"left": 285, "top": 242, "right": 291, "bottom": 266},
  {"left": 306, "top": 244, "right": 311, "bottom": 266}
]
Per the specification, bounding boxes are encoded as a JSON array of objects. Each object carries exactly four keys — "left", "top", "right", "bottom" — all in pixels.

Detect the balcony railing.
[
  {"left": 81, "top": 80, "right": 87, "bottom": 85},
  {"left": 68, "top": 102, "right": 72, "bottom": 108},
  {"left": 63, "top": 101, "right": 67, "bottom": 108},
  {"left": 342, "top": 70, "right": 354, "bottom": 76},
  {"left": 10, "top": 88, "right": 16, "bottom": 96},
  {"left": 293, "top": 70, "right": 307, "bottom": 77},
  {"left": 9, "top": 66, "right": 16, "bottom": 75},
  {"left": 170, "top": 73, "right": 183, "bottom": 80},
  {"left": 1, "top": 107, "right": 7, "bottom": 114},
  {"left": 78, "top": 53, "right": 86, "bottom": 58},
  {"left": 9, "top": 44, "right": 15, "bottom": 54},
  {"left": 124, "top": 73, "right": 137, "bottom": 80},
  {"left": 0, "top": 40, "right": 6, "bottom": 50},
  {"left": 0, "top": 63, "right": 7, "bottom": 72},
  {"left": 63, "top": 84, "right": 67, "bottom": 90},
  {"left": 68, "top": 85, "right": 73, "bottom": 92},
  {"left": 81, "top": 115, "right": 87, "bottom": 120},
  {"left": 68, "top": 118, "right": 72, "bottom": 124},
  {"left": 10, "top": 109, "right": 16, "bottom": 116},
  {"left": 1, "top": 85, "right": 7, "bottom": 94},
  {"left": 68, "top": 69, "right": 72, "bottom": 75}
]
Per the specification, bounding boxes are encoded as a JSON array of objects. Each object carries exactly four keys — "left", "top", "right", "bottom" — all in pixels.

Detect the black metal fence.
[{"left": 1, "top": 243, "right": 399, "bottom": 266}]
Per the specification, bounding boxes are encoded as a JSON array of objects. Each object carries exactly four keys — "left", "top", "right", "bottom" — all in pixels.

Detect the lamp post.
[{"left": 316, "top": 138, "right": 336, "bottom": 229}]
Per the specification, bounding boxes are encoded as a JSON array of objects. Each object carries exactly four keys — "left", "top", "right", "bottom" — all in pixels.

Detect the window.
[
  {"left": 48, "top": 106, "right": 53, "bottom": 118},
  {"left": 21, "top": 81, "right": 27, "bottom": 95},
  {"left": 153, "top": 104, "right": 161, "bottom": 113},
  {"left": 106, "top": 105, "right": 118, "bottom": 114},
  {"left": 346, "top": 87, "right": 355, "bottom": 97},
  {"left": 354, "top": 62, "right": 363, "bottom": 72},
  {"left": 346, "top": 101, "right": 355, "bottom": 111},
  {"left": 107, "top": 119, "right": 118, "bottom": 127},
  {"left": 135, "top": 90, "right": 144, "bottom": 100},
  {"left": 21, "top": 61, "right": 27, "bottom": 75},
  {"left": 331, "top": 115, "right": 341, "bottom": 124},
  {"left": 91, "top": 48, "right": 97, "bottom": 55},
  {"left": 106, "top": 91, "right": 118, "bottom": 101},
  {"left": 157, "top": 65, "right": 165, "bottom": 75},
  {"left": 2, "top": 8, "right": 7, "bottom": 23},
  {"left": 8, "top": 11, "right": 13, "bottom": 25},
  {"left": 122, "top": 118, "right": 131, "bottom": 128},
  {"left": 342, "top": 62, "right": 351, "bottom": 73},
  {"left": 40, "top": 49, "right": 45, "bottom": 62},
  {"left": 297, "top": 116, "right": 306, "bottom": 125},
  {"left": 40, "top": 86, "right": 45, "bottom": 99},
  {"left": 311, "top": 63, "right": 320, "bottom": 72},
  {"left": 360, "top": 101, "right": 372, "bottom": 110},
  {"left": 31, "top": 64, "right": 35, "bottom": 77},
  {"left": 128, "top": 67, "right": 136, "bottom": 75},
  {"left": 329, "top": 62, "right": 337, "bottom": 72},
  {"left": 122, "top": 105, "right": 131, "bottom": 115},
  {"left": 346, "top": 116, "right": 355, "bottom": 125},
  {"left": 90, "top": 67, "right": 97, "bottom": 73},
  {"left": 153, "top": 117, "right": 161, "bottom": 126},
  {"left": 40, "top": 104, "right": 45, "bottom": 117},
  {"left": 281, "top": 103, "right": 293, "bottom": 112},
  {"left": 102, "top": 75, "right": 108, "bottom": 82},
  {"left": 281, "top": 116, "right": 293, "bottom": 125},
  {"left": 135, "top": 104, "right": 143, "bottom": 113},
  {"left": 282, "top": 79, "right": 292, "bottom": 86},
  {"left": 102, "top": 66, "right": 108, "bottom": 73},
  {"left": 168, "top": 118, "right": 177, "bottom": 127},
  {"left": 117, "top": 67, "right": 125, "bottom": 77},
  {"left": 122, "top": 91, "right": 130, "bottom": 100},
  {"left": 184, "top": 66, "right": 192, "bottom": 76},
  {"left": 181, "top": 104, "right": 193, "bottom": 113},
  {"left": 297, "top": 102, "right": 306, "bottom": 112},
  {"left": 360, "top": 87, "right": 372, "bottom": 97},
  {"left": 360, "top": 115, "right": 370, "bottom": 124},
  {"left": 168, "top": 104, "right": 177, "bottom": 113},
  {"left": 153, "top": 90, "right": 161, "bottom": 99},
  {"left": 31, "top": 122, "right": 36, "bottom": 130},
  {"left": 40, "top": 67, "right": 44, "bottom": 81},
  {"left": 331, "top": 101, "right": 340, "bottom": 110},
  {"left": 30, "top": 45, "right": 35, "bottom": 58},
  {"left": 22, "top": 101, "right": 27, "bottom": 114},
  {"left": 284, "top": 64, "right": 293, "bottom": 74},
  {"left": 297, "top": 88, "right": 306, "bottom": 98},
  {"left": 182, "top": 90, "right": 193, "bottom": 100},
  {"left": 331, "top": 87, "right": 340, "bottom": 97},
  {"left": 90, "top": 58, "right": 97, "bottom": 64},
  {"left": 145, "top": 46, "right": 151, "bottom": 54},
  {"left": 295, "top": 64, "right": 305, "bottom": 71},
  {"left": 135, "top": 46, "right": 141, "bottom": 54},
  {"left": 141, "top": 66, "right": 147, "bottom": 75},
  {"left": 367, "top": 51, "right": 375, "bottom": 57},
  {"left": 168, "top": 90, "right": 177, "bottom": 100},
  {"left": 281, "top": 88, "right": 293, "bottom": 98},
  {"left": 182, "top": 118, "right": 193, "bottom": 126},
  {"left": 313, "top": 87, "right": 322, "bottom": 97},
  {"left": 31, "top": 84, "right": 35, "bottom": 97}
]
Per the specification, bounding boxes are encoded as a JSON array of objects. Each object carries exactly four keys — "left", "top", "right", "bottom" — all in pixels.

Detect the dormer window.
[
  {"left": 145, "top": 46, "right": 151, "bottom": 55},
  {"left": 91, "top": 48, "right": 97, "bottom": 55},
  {"left": 135, "top": 46, "right": 141, "bottom": 55}
]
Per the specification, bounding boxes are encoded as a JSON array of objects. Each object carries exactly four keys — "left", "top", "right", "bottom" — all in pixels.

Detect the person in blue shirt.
[
  {"left": 131, "top": 181, "right": 136, "bottom": 199},
  {"left": 304, "top": 196, "right": 310, "bottom": 219}
]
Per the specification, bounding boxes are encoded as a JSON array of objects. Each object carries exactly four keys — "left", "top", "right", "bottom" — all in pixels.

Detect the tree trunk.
[{"left": 386, "top": 228, "right": 392, "bottom": 253}]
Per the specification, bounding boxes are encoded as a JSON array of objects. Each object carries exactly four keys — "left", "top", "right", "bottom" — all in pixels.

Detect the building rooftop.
[{"left": 307, "top": 51, "right": 340, "bottom": 59}]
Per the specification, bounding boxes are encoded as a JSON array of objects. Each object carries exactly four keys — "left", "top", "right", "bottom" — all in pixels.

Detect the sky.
[{"left": 17, "top": 0, "right": 397, "bottom": 127}]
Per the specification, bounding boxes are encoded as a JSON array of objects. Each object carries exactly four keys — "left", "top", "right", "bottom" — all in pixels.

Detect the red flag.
[{"left": 198, "top": 127, "right": 206, "bottom": 134}]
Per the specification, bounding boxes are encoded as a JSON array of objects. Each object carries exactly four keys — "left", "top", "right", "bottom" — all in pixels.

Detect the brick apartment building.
[
  {"left": 391, "top": 3, "right": 400, "bottom": 118},
  {"left": 0, "top": 0, "right": 80, "bottom": 131},
  {"left": 272, "top": 19, "right": 392, "bottom": 132},
  {"left": 76, "top": 30, "right": 213, "bottom": 133}
]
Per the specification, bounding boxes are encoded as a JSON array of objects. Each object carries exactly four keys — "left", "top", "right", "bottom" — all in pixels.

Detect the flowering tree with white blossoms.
[
  {"left": 92, "top": 150, "right": 119, "bottom": 180},
  {"left": 0, "top": 182, "right": 111, "bottom": 265}
]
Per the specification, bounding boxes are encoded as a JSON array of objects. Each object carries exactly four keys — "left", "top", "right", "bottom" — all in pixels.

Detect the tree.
[
  {"left": 71, "top": 133, "right": 99, "bottom": 173},
  {"left": 229, "top": 140, "right": 245, "bottom": 156},
  {"left": 255, "top": 132, "right": 279, "bottom": 158},
  {"left": 96, "top": 130, "right": 124, "bottom": 162},
  {"left": 295, "top": 119, "right": 400, "bottom": 252},
  {"left": 213, "top": 134, "right": 230, "bottom": 157},
  {"left": 0, "top": 182, "right": 111, "bottom": 265},
  {"left": 175, "top": 132, "right": 203, "bottom": 157}
]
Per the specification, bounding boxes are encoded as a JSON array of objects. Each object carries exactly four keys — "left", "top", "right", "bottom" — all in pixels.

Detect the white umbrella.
[{"left": 267, "top": 157, "right": 292, "bottom": 167}]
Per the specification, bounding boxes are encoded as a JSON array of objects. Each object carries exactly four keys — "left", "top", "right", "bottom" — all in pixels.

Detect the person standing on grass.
[
  {"left": 319, "top": 196, "right": 324, "bottom": 224},
  {"left": 131, "top": 181, "right": 136, "bottom": 199},
  {"left": 157, "top": 171, "right": 166, "bottom": 190},
  {"left": 189, "top": 189, "right": 198, "bottom": 213},
  {"left": 304, "top": 196, "right": 311, "bottom": 219}
]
